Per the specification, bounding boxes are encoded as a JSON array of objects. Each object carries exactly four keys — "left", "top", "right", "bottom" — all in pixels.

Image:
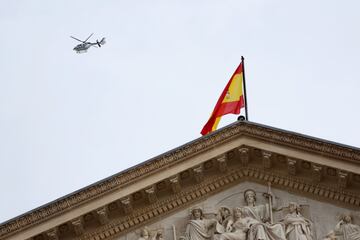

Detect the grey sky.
[{"left": 1, "top": 0, "right": 359, "bottom": 223}]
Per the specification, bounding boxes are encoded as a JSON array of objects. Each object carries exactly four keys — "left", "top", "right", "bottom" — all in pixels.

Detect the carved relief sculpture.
[
  {"left": 215, "top": 207, "right": 250, "bottom": 240},
  {"left": 240, "top": 189, "right": 286, "bottom": 240},
  {"left": 323, "top": 231, "right": 336, "bottom": 240},
  {"left": 183, "top": 208, "right": 217, "bottom": 240},
  {"left": 217, "top": 207, "right": 232, "bottom": 232},
  {"left": 138, "top": 227, "right": 163, "bottom": 240},
  {"left": 333, "top": 213, "right": 360, "bottom": 240},
  {"left": 138, "top": 227, "right": 152, "bottom": 240},
  {"left": 280, "top": 202, "right": 313, "bottom": 240}
]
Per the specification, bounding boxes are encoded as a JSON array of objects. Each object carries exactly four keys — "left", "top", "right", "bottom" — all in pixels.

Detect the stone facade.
[{"left": 1, "top": 121, "right": 359, "bottom": 240}]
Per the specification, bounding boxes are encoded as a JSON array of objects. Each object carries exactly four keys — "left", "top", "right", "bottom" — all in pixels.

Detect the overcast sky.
[{"left": 1, "top": 0, "right": 360, "bottom": 223}]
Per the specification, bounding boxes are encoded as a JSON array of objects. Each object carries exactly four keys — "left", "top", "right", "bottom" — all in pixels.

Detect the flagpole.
[{"left": 241, "top": 56, "right": 249, "bottom": 120}]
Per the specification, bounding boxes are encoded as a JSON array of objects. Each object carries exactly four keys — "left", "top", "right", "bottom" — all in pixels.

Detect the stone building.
[{"left": 1, "top": 121, "right": 360, "bottom": 240}]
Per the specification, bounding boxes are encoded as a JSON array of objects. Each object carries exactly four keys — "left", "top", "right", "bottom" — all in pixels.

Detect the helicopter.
[{"left": 70, "top": 33, "right": 106, "bottom": 53}]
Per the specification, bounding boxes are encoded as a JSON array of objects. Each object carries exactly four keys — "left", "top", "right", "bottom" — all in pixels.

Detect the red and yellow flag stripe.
[{"left": 201, "top": 63, "right": 245, "bottom": 135}]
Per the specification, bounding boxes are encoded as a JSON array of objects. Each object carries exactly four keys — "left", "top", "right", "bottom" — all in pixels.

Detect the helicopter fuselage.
[{"left": 73, "top": 42, "right": 94, "bottom": 53}]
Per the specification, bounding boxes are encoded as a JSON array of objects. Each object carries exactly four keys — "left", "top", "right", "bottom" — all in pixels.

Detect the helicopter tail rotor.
[{"left": 96, "top": 38, "right": 105, "bottom": 47}]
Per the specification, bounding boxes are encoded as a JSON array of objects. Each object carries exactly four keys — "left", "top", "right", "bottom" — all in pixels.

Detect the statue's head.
[
  {"left": 191, "top": 208, "right": 204, "bottom": 219},
  {"left": 219, "top": 206, "right": 231, "bottom": 218},
  {"left": 288, "top": 202, "right": 300, "bottom": 214},
  {"left": 156, "top": 229, "right": 163, "bottom": 240},
  {"left": 233, "top": 207, "right": 243, "bottom": 219},
  {"left": 140, "top": 227, "right": 150, "bottom": 238},
  {"left": 340, "top": 213, "right": 352, "bottom": 223},
  {"left": 244, "top": 189, "right": 256, "bottom": 205}
]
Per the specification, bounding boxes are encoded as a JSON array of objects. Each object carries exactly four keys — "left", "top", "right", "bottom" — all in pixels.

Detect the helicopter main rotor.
[{"left": 70, "top": 33, "right": 94, "bottom": 43}]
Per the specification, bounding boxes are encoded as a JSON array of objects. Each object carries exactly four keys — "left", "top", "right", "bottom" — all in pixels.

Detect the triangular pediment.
[{"left": 1, "top": 121, "right": 360, "bottom": 240}]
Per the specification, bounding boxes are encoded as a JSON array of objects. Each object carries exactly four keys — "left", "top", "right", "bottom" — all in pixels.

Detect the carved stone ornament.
[
  {"left": 145, "top": 186, "right": 157, "bottom": 204},
  {"left": 172, "top": 193, "right": 359, "bottom": 240},
  {"left": 71, "top": 217, "right": 84, "bottom": 236},
  {"left": 238, "top": 147, "right": 249, "bottom": 166},
  {"left": 121, "top": 196, "right": 133, "bottom": 214},
  {"left": 46, "top": 228, "right": 58, "bottom": 240},
  {"left": 287, "top": 159, "right": 297, "bottom": 175},
  {"left": 96, "top": 206, "right": 109, "bottom": 225},
  {"left": 137, "top": 227, "right": 163, "bottom": 240},
  {"left": 193, "top": 165, "right": 204, "bottom": 183},
  {"left": 312, "top": 164, "right": 323, "bottom": 182},
  {"left": 331, "top": 213, "right": 360, "bottom": 240},
  {"left": 338, "top": 171, "right": 349, "bottom": 189},
  {"left": 262, "top": 151, "right": 272, "bottom": 169},
  {"left": 179, "top": 189, "right": 289, "bottom": 240},
  {"left": 217, "top": 154, "right": 228, "bottom": 173},
  {"left": 170, "top": 175, "right": 181, "bottom": 193}
]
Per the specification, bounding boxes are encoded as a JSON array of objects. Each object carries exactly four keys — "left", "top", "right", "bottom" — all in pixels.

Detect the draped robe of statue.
[
  {"left": 281, "top": 212, "right": 312, "bottom": 240},
  {"left": 241, "top": 204, "right": 286, "bottom": 240},
  {"left": 185, "top": 218, "right": 216, "bottom": 240},
  {"left": 334, "top": 220, "right": 360, "bottom": 240}
]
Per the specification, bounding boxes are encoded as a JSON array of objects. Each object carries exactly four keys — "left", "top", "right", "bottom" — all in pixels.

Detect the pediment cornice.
[{"left": 1, "top": 121, "right": 359, "bottom": 240}]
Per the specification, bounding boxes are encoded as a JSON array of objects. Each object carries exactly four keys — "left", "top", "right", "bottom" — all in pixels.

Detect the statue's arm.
[
  {"left": 334, "top": 220, "right": 344, "bottom": 234},
  {"left": 226, "top": 219, "right": 234, "bottom": 232}
]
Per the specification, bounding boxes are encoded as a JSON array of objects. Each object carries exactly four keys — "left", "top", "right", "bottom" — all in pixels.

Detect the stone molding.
[{"left": 1, "top": 121, "right": 360, "bottom": 239}]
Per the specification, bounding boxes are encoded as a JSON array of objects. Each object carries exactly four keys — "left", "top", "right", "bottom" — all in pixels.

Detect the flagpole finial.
[{"left": 237, "top": 115, "right": 246, "bottom": 121}]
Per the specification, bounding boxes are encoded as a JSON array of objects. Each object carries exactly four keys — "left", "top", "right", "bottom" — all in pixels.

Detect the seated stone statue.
[
  {"left": 334, "top": 213, "right": 360, "bottom": 240},
  {"left": 240, "top": 189, "right": 286, "bottom": 240},
  {"left": 183, "top": 207, "right": 217, "bottom": 240},
  {"left": 280, "top": 202, "right": 313, "bottom": 240}
]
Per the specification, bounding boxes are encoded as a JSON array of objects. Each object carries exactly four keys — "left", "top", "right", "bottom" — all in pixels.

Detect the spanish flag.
[{"left": 201, "top": 62, "right": 245, "bottom": 135}]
